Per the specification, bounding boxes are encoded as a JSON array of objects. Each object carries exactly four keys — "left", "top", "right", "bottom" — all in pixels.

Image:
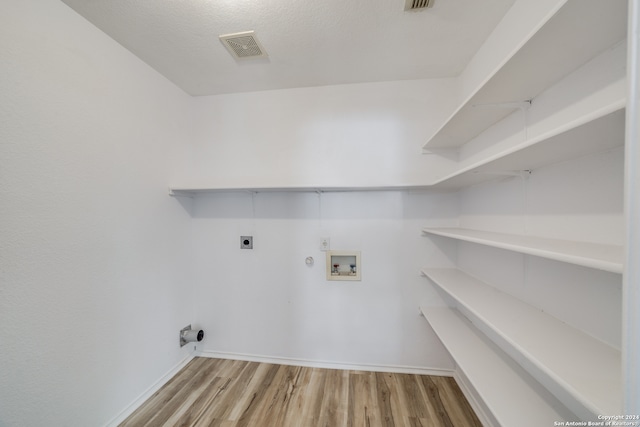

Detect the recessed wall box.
[{"left": 326, "top": 251, "right": 361, "bottom": 281}]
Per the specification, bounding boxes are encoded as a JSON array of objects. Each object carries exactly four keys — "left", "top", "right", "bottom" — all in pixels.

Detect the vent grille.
[
  {"left": 219, "top": 31, "right": 268, "bottom": 59},
  {"left": 404, "top": 0, "right": 434, "bottom": 11}
]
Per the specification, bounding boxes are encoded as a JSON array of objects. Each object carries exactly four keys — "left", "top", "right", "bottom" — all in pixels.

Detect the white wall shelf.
[
  {"left": 431, "top": 102, "right": 625, "bottom": 189},
  {"left": 421, "top": 306, "right": 575, "bottom": 426},
  {"left": 421, "top": 227, "right": 623, "bottom": 274},
  {"left": 418, "top": 0, "right": 629, "bottom": 422},
  {"left": 422, "top": 268, "right": 622, "bottom": 420},
  {"left": 168, "top": 184, "right": 433, "bottom": 197},
  {"left": 423, "top": 0, "right": 627, "bottom": 150},
  {"left": 171, "top": 102, "right": 624, "bottom": 196}
]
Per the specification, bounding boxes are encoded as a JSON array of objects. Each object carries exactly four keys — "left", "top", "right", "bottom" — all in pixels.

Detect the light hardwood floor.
[{"left": 120, "top": 357, "right": 482, "bottom": 427}]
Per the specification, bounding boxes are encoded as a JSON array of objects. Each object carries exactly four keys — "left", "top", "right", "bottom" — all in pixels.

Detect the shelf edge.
[
  {"left": 429, "top": 100, "right": 626, "bottom": 188},
  {"left": 422, "top": 228, "right": 623, "bottom": 274}
]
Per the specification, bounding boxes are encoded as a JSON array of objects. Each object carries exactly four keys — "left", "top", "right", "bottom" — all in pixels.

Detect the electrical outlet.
[
  {"left": 319, "top": 237, "right": 330, "bottom": 251},
  {"left": 241, "top": 236, "right": 253, "bottom": 249}
]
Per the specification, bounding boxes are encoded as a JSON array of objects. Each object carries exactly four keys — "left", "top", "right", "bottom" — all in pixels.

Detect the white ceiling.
[{"left": 61, "top": 0, "right": 516, "bottom": 96}]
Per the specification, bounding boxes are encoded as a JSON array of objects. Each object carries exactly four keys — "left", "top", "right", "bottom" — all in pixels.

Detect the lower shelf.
[
  {"left": 421, "top": 306, "right": 576, "bottom": 426},
  {"left": 422, "top": 268, "right": 622, "bottom": 419}
]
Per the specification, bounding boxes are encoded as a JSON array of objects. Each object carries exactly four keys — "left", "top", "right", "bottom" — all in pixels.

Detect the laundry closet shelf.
[
  {"left": 420, "top": 306, "right": 574, "bottom": 425},
  {"left": 423, "top": 0, "right": 627, "bottom": 150},
  {"left": 422, "top": 268, "right": 622, "bottom": 419},
  {"left": 421, "top": 227, "right": 623, "bottom": 274},
  {"left": 430, "top": 102, "right": 625, "bottom": 189},
  {"left": 169, "top": 184, "right": 433, "bottom": 197}
]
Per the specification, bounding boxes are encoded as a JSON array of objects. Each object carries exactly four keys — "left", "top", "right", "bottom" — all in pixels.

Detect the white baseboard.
[
  {"left": 103, "top": 353, "right": 195, "bottom": 427},
  {"left": 453, "top": 368, "right": 496, "bottom": 427},
  {"left": 197, "top": 350, "right": 454, "bottom": 377}
]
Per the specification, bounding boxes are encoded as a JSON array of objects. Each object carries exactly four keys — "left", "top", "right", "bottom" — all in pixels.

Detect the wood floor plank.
[
  {"left": 119, "top": 358, "right": 482, "bottom": 427},
  {"left": 317, "top": 367, "right": 349, "bottom": 427},
  {"left": 399, "top": 373, "right": 432, "bottom": 419},
  {"left": 280, "top": 364, "right": 314, "bottom": 427},
  {"left": 231, "top": 364, "right": 279, "bottom": 427},
  {"left": 374, "top": 372, "right": 397, "bottom": 427},
  {"left": 169, "top": 376, "right": 230, "bottom": 426},
  {"left": 189, "top": 360, "right": 258, "bottom": 425},
  {"left": 348, "top": 371, "right": 381, "bottom": 427},
  {"left": 208, "top": 362, "right": 264, "bottom": 424},
  {"left": 234, "top": 363, "right": 282, "bottom": 426},
  {"left": 255, "top": 364, "right": 303, "bottom": 426},
  {"left": 284, "top": 366, "right": 327, "bottom": 427},
  {"left": 226, "top": 362, "right": 277, "bottom": 423},
  {"left": 431, "top": 376, "right": 482, "bottom": 427},
  {"left": 149, "top": 359, "right": 224, "bottom": 426},
  {"left": 406, "top": 417, "right": 430, "bottom": 426},
  {"left": 418, "top": 375, "right": 455, "bottom": 427},
  {"left": 380, "top": 372, "right": 417, "bottom": 427},
  {"left": 120, "top": 357, "right": 213, "bottom": 427}
]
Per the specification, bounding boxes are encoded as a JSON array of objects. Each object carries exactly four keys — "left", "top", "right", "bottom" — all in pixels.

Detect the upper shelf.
[
  {"left": 431, "top": 104, "right": 626, "bottom": 189},
  {"left": 423, "top": 0, "right": 627, "bottom": 150},
  {"left": 171, "top": 104, "right": 625, "bottom": 196},
  {"left": 169, "top": 184, "right": 434, "bottom": 197},
  {"left": 421, "top": 227, "right": 623, "bottom": 274}
]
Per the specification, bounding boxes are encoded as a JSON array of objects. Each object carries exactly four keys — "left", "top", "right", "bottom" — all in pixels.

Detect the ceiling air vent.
[
  {"left": 404, "top": 0, "right": 434, "bottom": 11},
  {"left": 219, "top": 31, "right": 268, "bottom": 59}
]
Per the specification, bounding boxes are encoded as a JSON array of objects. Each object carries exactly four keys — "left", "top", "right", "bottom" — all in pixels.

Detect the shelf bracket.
[
  {"left": 471, "top": 170, "right": 531, "bottom": 179},
  {"left": 421, "top": 147, "right": 460, "bottom": 161},
  {"left": 472, "top": 99, "right": 532, "bottom": 140},
  {"left": 168, "top": 187, "right": 194, "bottom": 198},
  {"left": 471, "top": 99, "right": 532, "bottom": 110}
]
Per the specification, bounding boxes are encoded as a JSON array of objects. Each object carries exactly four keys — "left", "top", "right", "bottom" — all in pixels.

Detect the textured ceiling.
[{"left": 60, "top": 0, "right": 516, "bottom": 96}]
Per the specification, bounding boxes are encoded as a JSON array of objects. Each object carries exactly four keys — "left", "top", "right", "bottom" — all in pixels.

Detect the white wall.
[
  {"left": 186, "top": 79, "right": 458, "bottom": 189},
  {"left": 183, "top": 80, "right": 463, "bottom": 371},
  {"left": 0, "top": 1, "right": 195, "bottom": 426},
  {"left": 190, "top": 190, "right": 459, "bottom": 371}
]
